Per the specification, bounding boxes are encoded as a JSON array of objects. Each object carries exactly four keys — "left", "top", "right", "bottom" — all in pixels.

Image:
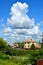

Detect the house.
[
  {"left": 24, "top": 39, "right": 42, "bottom": 49},
  {"left": 12, "top": 43, "right": 19, "bottom": 48}
]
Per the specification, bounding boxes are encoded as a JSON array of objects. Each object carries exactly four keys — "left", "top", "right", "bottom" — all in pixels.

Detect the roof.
[
  {"left": 13, "top": 43, "right": 19, "bottom": 47},
  {"left": 24, "top": 39, "right": 36, "bottom": 43}
]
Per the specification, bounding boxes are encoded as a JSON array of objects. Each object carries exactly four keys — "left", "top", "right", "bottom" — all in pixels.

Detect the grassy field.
[
  {"left": 0, "top": 59, "right": 17, "bottom": 65},
  {"left": 0, "top": 49, "right": 43, "bottom": 65},
  {"left": 0, "top": 56, "right": 25, "bottom": 65},
  {"left": 0, "top": 55, "right": 30, "bottom": 65}
]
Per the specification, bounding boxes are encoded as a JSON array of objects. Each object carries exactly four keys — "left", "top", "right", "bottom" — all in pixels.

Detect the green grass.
[
  {"left": 0, "top": 49, "right": 43, "bottom": 65},
  {"left": 0, "top": 59, "right": 17, "bottom": 65},
  {"left": 0, "top": 59, "right": 26, "bottom": 65},
  {"left": 0, "top": 56, "right": 30, "bottom": 65}
]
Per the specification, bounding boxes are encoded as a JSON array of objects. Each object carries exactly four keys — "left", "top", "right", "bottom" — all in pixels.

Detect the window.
[
  {"left": 25, "top": 42, "right": 26, "bottom": 44},
  {"left": 28, "top": 42, "right": 29, "bottom": 44},
  {"left": 28, "top": 45, "right": 29, "bottom": 47}
]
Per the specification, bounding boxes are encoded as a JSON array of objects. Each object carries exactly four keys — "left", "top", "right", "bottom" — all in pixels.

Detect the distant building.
[
  {"left": 13, "top": 43, "right": 19, "bottom": 48},
  {"left": 24, "top": 39, "right": 42, "bottom": 49}
]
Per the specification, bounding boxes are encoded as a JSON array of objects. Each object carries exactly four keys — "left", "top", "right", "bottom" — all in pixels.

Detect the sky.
[{"left": 0, "top": 0, "right": 43, "bottom": 45}]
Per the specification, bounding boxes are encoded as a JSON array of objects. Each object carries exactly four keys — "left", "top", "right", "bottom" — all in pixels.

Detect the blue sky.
[{"left": 0, "top": 0, "right": 43, "bottom": 45}]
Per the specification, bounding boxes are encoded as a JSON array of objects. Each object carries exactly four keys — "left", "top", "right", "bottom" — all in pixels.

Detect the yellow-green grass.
[{"left": 0, "top": 59, "right": 22, "bottom": 65}]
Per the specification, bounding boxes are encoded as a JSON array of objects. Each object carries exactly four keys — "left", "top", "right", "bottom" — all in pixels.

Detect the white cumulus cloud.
[
  {"left": 3, "top": 27, "right": 12, "bottom": 33},
  {"left": 7, "top": 2, "right": 34, "bottom": 29},
  {"left": 1, "top": 2, "right": 41, "bottom": 44}
]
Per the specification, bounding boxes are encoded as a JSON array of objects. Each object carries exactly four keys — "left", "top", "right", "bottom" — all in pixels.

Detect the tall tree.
[
  {"left": 41, "top": 32, "right": 43, "bottom": 47},
  {"left": 0, "top": 38, "right": 7, "bottom": 49},
  {"left": 17, "top": 42, "right": 24, "bottom": 48},
  {"left": 31, "top": 44, "right": 35, "bottom": 50}
]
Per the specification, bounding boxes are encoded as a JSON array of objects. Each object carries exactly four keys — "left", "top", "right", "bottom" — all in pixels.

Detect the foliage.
[
  {"left": 0, "top": 38, "right": 43, "bottom": 65},
  {"left": 0, "top": 38, "right": 7, "bottom": 50},
  {"left": 42, "top": 37, "right": 43, "bottom": 47},
  {"left": 17, "top": 42, "right": 24, "bottom": 48},
  {"left": 0, "top": 52, "right": 10, "bottom": 60},
  {"left": 31, "top": 44, "right": 35, "bottom": 50}
]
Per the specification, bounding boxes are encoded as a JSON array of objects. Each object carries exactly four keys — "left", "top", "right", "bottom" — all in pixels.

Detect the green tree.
[
  {"left": 18, "top": 42, "right": 24, "bottom": 48},
  {"left": 41, "top": 32, "right": 43, "bottom": 48},
  {"left": 0, "top": 38, "right": 7, "bottom": 50},
  {"left": 42, "top": 37, "right": 43, "bottom": 47},
  {"left": 31, "top": 44, "right": 35, "bottom": 50}
]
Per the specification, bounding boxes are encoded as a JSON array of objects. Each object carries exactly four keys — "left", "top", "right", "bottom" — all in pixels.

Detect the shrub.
[{"left": 0, "top": 53, "right": 10, "bottom": 60}]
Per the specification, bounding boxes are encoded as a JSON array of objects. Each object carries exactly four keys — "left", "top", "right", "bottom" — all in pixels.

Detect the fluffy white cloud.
[
  {"left": 13, "top": 26, "right": 39, "bottom": 35},
  {"left": 0, "top": 2, "right": 42, "bottom": 45},
  {"left": 7, "top": 2, "right": 34, "bottom": 29},
  {"left": 6, "top": 2, "right": 42, "bottom": 44},
  {"left": 10, "top": 2, "right": 28, "bottom": 15},
  {"left": 3, "top": 27, "right": 11, "bottom": 33}
]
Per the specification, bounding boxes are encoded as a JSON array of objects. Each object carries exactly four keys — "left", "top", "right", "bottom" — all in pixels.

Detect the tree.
[
  {"left": 18, "top": 42, "right": 24, "bottom": 48},
  {"left": 41, "top": 32, "right": 43, "bottom": 47},
  {"left": 31, "top": 44, "right": 35, "bottom": 50},
  {"left": 42, "top": 38, "right": 43, "bottom": 47},
  {"left": 0, "top": 38, "right": 7, "bottom": 50}
]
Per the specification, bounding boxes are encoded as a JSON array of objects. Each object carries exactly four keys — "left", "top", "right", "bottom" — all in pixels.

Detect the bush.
[
  {"left": 31, "top": 44, "right": 35, "bottom": 50},
  {"left": 0, "top": 53, "right": 10, "bottom": 60}
]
